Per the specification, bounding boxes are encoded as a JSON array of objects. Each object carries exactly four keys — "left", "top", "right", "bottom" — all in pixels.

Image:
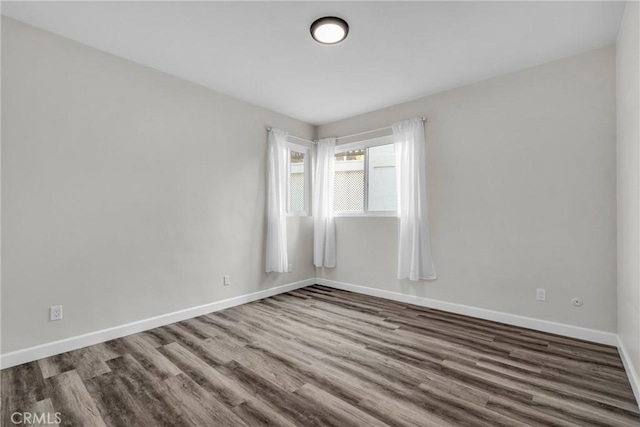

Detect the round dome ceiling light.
[{"left": 310, "top": 17, "right": 349, "bottom": 45}]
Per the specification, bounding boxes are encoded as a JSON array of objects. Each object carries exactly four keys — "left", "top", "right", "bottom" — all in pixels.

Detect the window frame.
[
  {"left": 286, "top": 142, "right": 311, "bottom": 217},
  {"left": 333, "top": 135, "right": 397, "bottom": 217}
]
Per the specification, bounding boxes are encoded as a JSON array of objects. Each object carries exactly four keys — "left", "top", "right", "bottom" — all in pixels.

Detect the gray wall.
[
  {"left": 0, "top": 15, "right": 623, "bottom": 357},
  {"left": 1, "top": 17, "right": 315, "bottom": 353},
  {"left": 318, "top": 46, "right": 617, "bottom": 333},
  {"left": 617, "top": 1, "right": 640, "bottom": 382}
]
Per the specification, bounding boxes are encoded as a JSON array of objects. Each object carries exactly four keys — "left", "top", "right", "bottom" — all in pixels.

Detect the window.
[
  {"left": 287, "top": 144, "right": 310, "bottom": 215},
  {"left": 334, "top": 136, "right": 397, "bottom": 215},
  {"left": 334, "top": 148, "right": 365, "bottom": 211},
  {"left": 367, "top": 144, "right": 397, "bottom": 211}
]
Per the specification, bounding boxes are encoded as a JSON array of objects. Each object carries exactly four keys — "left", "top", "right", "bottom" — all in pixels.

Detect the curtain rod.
[
  {"left": 267, "top": 127, "right": 315, "bottom": 144},
  {"left": 268, "top": 117, "right": 426, "bottom": 145},
  {"left": 335, "top": 117, "right": 426, "bottom": 141}
]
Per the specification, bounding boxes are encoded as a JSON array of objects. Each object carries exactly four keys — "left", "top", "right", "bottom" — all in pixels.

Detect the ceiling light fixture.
[{"left": 310, "top": 17, "right": 349, "bottom": 45}]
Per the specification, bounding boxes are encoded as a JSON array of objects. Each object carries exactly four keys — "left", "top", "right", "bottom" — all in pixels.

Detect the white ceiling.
[{"left": 2, "top": 1, "right": 625, "bottom": 125}]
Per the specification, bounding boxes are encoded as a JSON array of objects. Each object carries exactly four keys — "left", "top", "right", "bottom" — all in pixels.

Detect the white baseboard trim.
[
  {"left": 617, "top": 336, "right": 640, "bottom": 407},
  {"left": 0, "top": 277, "right": 624, "bottom": 372},
  {"left": 0, "top": 278, "right": 315, "bottom": 370},
  {"left": 315, "top": 278, "right": 618, "bottom": 346}
]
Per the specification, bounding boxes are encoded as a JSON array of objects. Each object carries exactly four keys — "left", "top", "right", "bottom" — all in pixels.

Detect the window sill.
[
  {"left": 334, "top": 211, "right": 397, "bottom": 218},
  {"left": 287, "top": 212, "right": 311, "bottom": 217}
]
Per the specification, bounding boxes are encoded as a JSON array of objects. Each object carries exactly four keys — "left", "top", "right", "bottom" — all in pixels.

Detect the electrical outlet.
[
  {"left": 288, "top": 264, "right": 293, "bottom": 272},
  {"left": 571, "top": 297, "right": 583, "bottom": 307},
  {"left": 536, "top": 288, "right": 546, "bottom": 301},
  {"left": 223, "top": 275, "right": 230, "bottom": 286},
  {"left": 50, "top": 305, "right": 63, "bottom": 321}
]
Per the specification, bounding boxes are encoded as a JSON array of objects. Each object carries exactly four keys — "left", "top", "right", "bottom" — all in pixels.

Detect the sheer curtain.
[
  {"left": 393, "top": 118, "right": 436, "bottom": 280},
  {"left": 313, "top": 137, "right": 336, "bottom": 267},
  {"left": 265, "top": 128, "right": 289, "bottom": 273}
]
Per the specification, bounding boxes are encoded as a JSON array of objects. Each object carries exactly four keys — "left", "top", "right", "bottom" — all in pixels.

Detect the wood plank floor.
[{"left": 2, "top": 285, "right": 639, "bottom": 426}]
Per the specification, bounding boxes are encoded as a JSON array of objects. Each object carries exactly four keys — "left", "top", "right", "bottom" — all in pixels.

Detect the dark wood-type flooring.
[{"left": 2, "top": 285, "right": 639, "bottom": 426}]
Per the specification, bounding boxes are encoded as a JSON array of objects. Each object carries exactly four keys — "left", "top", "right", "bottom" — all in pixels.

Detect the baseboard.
[
  {"left": 0, "top": 276, "right": 623, "bottom": 370},
  {"left": 0, "top": 278, "right": 315, "bottom": 370},
  {"left": 617, "top": 336, "right": 640, "bottom": 407},
  {"left": 315, "top": 278, "right": 618, "bottom": 346}
]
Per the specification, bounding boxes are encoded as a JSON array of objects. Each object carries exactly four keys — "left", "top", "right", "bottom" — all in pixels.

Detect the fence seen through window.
[
  {"left": 289, "top": 150, "right": 306, "bottom": 213},
  {"left": 334, "top": 142, "right": 397, "bottom": 213}
]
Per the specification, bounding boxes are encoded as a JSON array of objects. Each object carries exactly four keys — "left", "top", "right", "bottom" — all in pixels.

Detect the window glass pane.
[
  {"left": 289, "top": 150, "right": 305, "bottom": 212},
  {"left": 367, "top": 144, "right": 397, "bottom": 211},
  {"left": 334, "top": 148, "right": 364, "bottom": 211}
]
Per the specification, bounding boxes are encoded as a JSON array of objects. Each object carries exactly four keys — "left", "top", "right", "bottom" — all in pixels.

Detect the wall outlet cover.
[{"left": 50, "top": 305, "right": 63, "bottom": 321}]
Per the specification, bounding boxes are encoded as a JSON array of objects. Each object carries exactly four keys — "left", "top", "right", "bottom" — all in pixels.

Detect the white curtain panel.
[
  {"left": 393, "top": 118, "right": 436, "bottom": 281},
  {"left": 265, "top": 128, "right": 289, "bottom": 273},
  {"left": 313, "top": 137, "right": 337, "bottom": 267}
]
